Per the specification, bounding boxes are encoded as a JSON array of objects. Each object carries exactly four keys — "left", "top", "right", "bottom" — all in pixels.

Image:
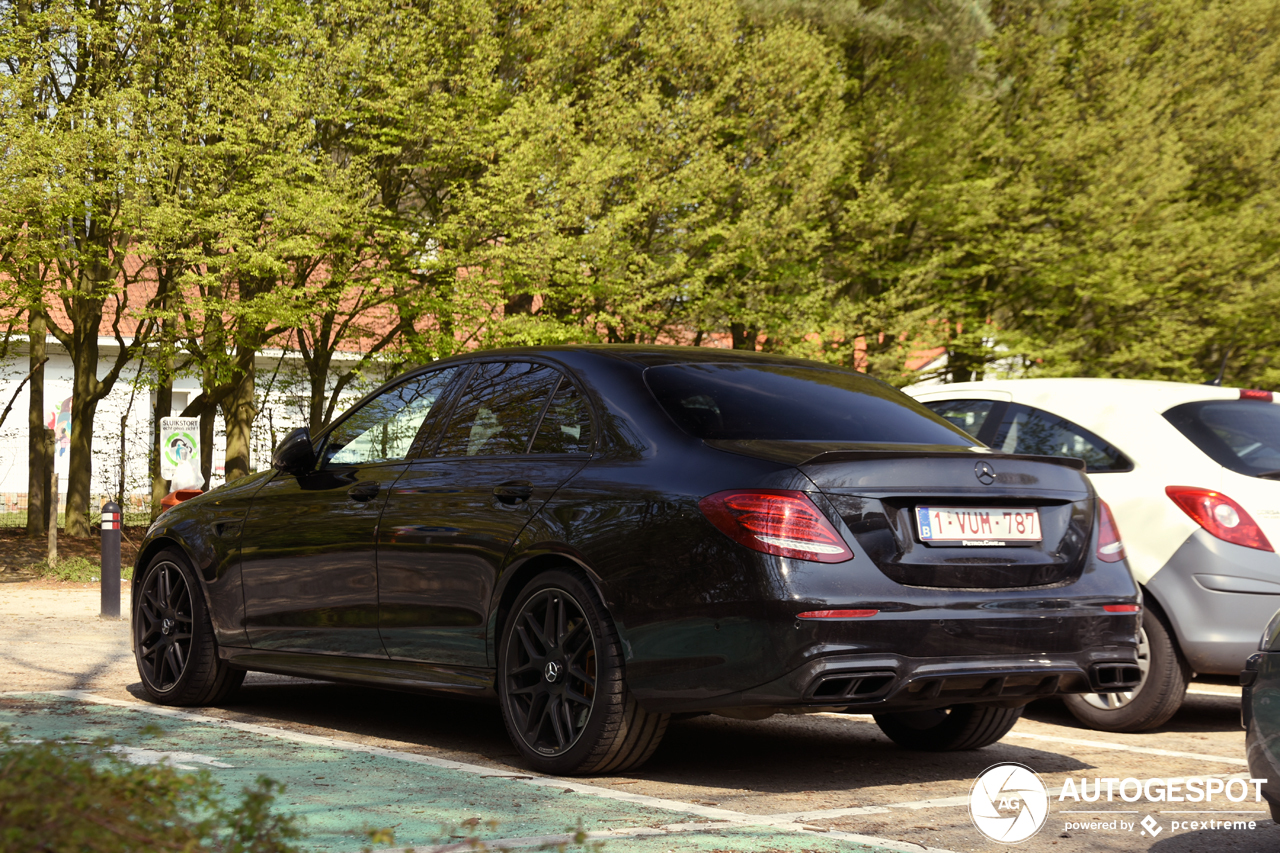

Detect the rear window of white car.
[{"left": 1164, "top": 400, "right": 1280, "bottom": 480}]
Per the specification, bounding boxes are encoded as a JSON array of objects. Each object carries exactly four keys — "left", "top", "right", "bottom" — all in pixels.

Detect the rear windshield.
[
  {"left": 644, "top": 363, "right": 976, "bottom": 445},
  {"left": 1164, "top": 400, "right": 1280, "bottom": 479}
]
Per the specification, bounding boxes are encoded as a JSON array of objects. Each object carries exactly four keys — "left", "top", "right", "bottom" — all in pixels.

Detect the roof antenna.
[{"left": 1204, "top": 347, "right": 1233, "bottom": 386}]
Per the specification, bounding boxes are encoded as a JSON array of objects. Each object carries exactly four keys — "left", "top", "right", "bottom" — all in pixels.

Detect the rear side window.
[
  {"left": 643, "top": 363, "right": 975, "bottom": 445},
  {"left": 1164, "top": 400, "right": 1280, "bottom": 479},
  {"left": 530, "top": 379, "right": 593, "bottom": 454},
  {"left": 990, "top": 404, "right": 1132, "bottom": 473},
  {"left": 435, "top": 362, "right": 559, "bottom": 457}
]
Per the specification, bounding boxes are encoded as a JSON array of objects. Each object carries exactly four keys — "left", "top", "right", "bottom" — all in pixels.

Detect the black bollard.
[{"left": 101, "top": 501, "right": 121, "bottom": 619}]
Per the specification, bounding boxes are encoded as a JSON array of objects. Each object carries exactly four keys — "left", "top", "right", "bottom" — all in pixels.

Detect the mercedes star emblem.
[
  {"left": 543, "top": 661, "right": 562, "bottom": 683},
  {"left": 975, "top": 461, "right": 997, "bottom": 485}
]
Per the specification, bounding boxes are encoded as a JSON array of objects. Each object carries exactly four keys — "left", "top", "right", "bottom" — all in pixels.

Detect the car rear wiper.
[{"left": 1255, "top": 469, "right": 1280, "bottom": 480}]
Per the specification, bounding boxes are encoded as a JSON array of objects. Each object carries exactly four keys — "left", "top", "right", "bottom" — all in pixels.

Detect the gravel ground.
[{"left": 1, "top": 582, "right": 1275, "bottom": 853}]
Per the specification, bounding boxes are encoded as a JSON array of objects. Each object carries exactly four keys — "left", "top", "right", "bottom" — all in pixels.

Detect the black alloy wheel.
[
  {"left": 136, "top": 558, "right": 194, "bottom": 690},
  {"left": 504, "top": 586, "right": 598, "bottom": 755},
  {"left": 134, "top": 550, "right": 243, "bottom": 706},
  {"left": 874, "top": 704, "right": 1023, "bottom": 751},
  {"left": 498, "top": 569, "right": 669, "bottom": 775}
]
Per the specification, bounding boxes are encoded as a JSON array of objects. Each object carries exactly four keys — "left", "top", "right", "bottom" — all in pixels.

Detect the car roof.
[
  {"left": 432, "top": 344, "right": 854, "bottom": 371},
  {"left": 905, "top": 377, "right": 1254, "bottom": 411}
]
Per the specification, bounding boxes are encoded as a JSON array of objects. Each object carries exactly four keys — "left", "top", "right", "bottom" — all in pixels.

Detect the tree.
[
  {"left": 445, "top": 0, "right": 848, "bottom": 351},
  {"left": 287, "top": 0, "right": 510, "bottom": 430},
  {"left": 0, "top": 0, "right": 170, "bottom": 535},
  {"left": 964, "top": 0, "right": 1280, "bottom": 385}
]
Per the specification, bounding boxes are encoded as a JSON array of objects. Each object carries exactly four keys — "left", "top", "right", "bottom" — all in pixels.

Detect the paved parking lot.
[{"left": 2, "top": 586, "right": 1276, "bottom": 852}]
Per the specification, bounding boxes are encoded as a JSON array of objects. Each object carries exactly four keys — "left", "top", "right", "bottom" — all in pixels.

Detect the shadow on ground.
[{"left": 121, "top": 679, "right": 1093, "bottom": 794}]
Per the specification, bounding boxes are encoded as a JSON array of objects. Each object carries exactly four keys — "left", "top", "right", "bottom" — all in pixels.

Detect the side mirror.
[{"left": 272, "top": 427, "right": 316, "bottom": 475}]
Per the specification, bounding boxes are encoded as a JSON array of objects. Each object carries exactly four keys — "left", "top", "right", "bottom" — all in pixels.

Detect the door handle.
[
  {"left": 493, "top": 481, "right": 534, "bottom": 504},
  {"left": 347, "top": 482, "right": 380, "bottom": 502}
]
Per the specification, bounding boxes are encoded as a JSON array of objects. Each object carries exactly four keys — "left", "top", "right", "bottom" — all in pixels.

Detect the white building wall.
[{"left": 0, "top": 337, "right": 378, "bottom": 513}]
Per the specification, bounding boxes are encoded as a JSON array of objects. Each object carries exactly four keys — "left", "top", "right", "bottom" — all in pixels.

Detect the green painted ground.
[{"left": 0, "top": 693, "right": 899, "bottom": 853}]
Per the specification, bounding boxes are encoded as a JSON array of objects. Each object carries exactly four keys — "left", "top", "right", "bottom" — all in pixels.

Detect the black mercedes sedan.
[{"left": 132, "top": 346, "right": 1141, "bottom": 774}]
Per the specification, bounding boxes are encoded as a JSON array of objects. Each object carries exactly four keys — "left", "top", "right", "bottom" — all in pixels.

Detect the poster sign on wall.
[
  {"left": 46, "top": 394, "right": 72, "bottom": 477},
  {"left": 159, "top": 417, "right": 201, "bottom": 489}
]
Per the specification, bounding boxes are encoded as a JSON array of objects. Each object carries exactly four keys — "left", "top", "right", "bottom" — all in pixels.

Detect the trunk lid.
[{"left": 711, "top": 441, "right": 1095, "bottom": 589}]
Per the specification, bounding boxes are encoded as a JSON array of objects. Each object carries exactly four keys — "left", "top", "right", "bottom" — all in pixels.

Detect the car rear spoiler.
[
  {"left": 800, "top": 449, "right": 1087, "bottom": 471},
  {"left": 703, "top": 439, "right": 1088, "bottom": 472}
]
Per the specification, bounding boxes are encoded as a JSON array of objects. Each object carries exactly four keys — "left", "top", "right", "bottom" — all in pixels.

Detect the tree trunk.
[
  {"left": 947, "top": 348, "right": 982, "bottom": 384},
  {"left": 730, "top": 323, "right": 758, "bottom": 351},
  {"left": 504, "top": 292, "right": 535, "bottom": 316},
  {"left": 306, "top": 348, "right": 332, "bottom": 431},
  {"left": 65, "top": 373, "right": 101, "bottom": 537},
  {"left": 62, "top": 282, "right": 110, "bottom": 538},
  {"left": 26, "top": 309, "right": 47, "bottom": 537},
  {"left": 222, "top": 347, "right": 257, "bottom": 483}
]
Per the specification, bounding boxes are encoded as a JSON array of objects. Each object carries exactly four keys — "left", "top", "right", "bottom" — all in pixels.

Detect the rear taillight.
[
  {"left": 797, "top": 609, "right": 879, "bottom": 619},
  {"left": 1096, "top": 499, "right": 1126, "bottom": 563},
  {"left": 699, "top": 489, "right": 853, "bottom": 563},
  {"left": 1240, "top": 389, "right": 1274, "bottom": 402},
  {"left": 1166, "top": 486, "right": 1274, "bottom": 552}
]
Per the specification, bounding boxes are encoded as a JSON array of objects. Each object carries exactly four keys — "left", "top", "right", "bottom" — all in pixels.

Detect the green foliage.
[
  {"left": 361, "top": 816, "right": 605, "bottom": 852},
  {"left": 0, "top": 731, "right": 301, "bottom": 852},
  {"left": 29, "top": 555, "right": 132, "bottom": 583},
  {"left": 970, "top": 0, "right": 1280, "bottom": 386},
  {"left": 4, "top": 0, "right": 1280, "bottom": 410},
  {"left": 460, "top": 0, "right": 848, "bottom": 350}
]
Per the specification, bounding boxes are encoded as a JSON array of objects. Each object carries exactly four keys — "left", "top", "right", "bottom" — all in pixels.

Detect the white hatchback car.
[{"left": 906, "top": 379, "right": 1280, "bottom": 732}]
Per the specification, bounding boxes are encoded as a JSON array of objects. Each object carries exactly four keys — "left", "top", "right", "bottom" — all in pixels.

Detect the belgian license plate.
[{"left": 916, "top": 506, "right": 1042, "bottom": 545}]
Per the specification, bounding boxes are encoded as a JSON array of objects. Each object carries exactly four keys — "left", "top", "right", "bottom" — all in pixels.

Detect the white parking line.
[
  {"left": 819, "top": 712, "right": 1248, "bottom": 766},
  {"left": 25, "top": 691, "right": 958, "bottom": 853},
  {"left": 1187, "top": 686, "right": 1241, "bottom": 697},
  {"left": 1001, "top": 730, "right": 1248, "bottom": 765}
]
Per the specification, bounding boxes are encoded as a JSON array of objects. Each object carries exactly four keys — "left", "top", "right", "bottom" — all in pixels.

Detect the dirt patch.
[{"left": 0, "top": 527, "right": 144, "bottom": 582}]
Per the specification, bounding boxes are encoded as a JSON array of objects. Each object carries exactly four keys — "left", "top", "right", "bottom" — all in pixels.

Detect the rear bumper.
[
  {"left": 636, "top": 648, "right": 1140, "bottom": 714},
  {"left": 1147, "top": 530, "right": 1280, "bottom": 674}
]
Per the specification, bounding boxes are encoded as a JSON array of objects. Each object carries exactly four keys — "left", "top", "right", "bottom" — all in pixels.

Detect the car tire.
[
  {"left": 498, "top": 569, "right": 669, "bottom": 775},
  {"left": 134, "top": 549, "right": 244, "bottom": 706},
  {"left": 873, "top": 705, "right": 1023, "bottom": 751},
  {"left": 1062, "top": 607, "right": 1188, "bottom": 733}
]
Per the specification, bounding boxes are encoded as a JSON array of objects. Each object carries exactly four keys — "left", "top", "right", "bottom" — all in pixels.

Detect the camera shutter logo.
[{"left": 970, "top": 763, "right": 1049, "bottom": 843}]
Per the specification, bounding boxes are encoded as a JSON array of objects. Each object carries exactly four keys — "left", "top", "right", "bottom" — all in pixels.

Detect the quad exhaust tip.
[{"left": 1091, "top": 663, "right": 1143, "bottom": 691}]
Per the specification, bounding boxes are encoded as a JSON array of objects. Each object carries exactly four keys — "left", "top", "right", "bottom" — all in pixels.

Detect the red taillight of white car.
[
  {"left": 699, "top": 489, "right": 854, "bottom": 563},
  {"left": 1096, "top": 499, "right": 1126, "bottom": 563},
  {"left": 1165, "top": 486, "right": 1274, "bottom": 552}
]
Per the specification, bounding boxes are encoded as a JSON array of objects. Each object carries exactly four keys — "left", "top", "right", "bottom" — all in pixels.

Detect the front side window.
[
  {"left": 435, "top": 362, "right": 560, "bottom": 457},
  {"left": 644, "top": 363, "right": 975, "bottom": 445},
  {"left": 322, "top": 368, "right": 459, "bottom": 467},
  {"left": 990, "top": 404, "right": 1132, "bottom": 473},
  {"left": 1165, "top": 400, "right": 1280, "bottom": 479}
]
